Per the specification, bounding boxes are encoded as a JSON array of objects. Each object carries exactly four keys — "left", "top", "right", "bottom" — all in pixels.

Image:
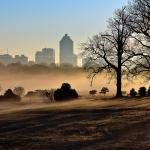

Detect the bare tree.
[
  {"left": 133, "top": 54, "right": 150, "bottom": 79},
  {"left": 126, "top": 0, "right": 150, "bottom": 76},
  {"left": 82, "top": 8, "right": 143, "bottom": 97},
  {"left": 127, "top": 0, "right": 150, "bottom": 49}
]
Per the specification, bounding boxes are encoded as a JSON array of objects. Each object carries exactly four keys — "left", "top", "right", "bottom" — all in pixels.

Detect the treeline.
[
  {"left": 89, "top": 86, "right": 150, "bottom": 98},
  {"left": 130, "top": 87, "right": 150, "bottom": 97},
  {"left": 0, "top": 63, "right": 83, "bottom": 74},
  {"left": 0, "top": 83, "right": 79, "bottom": 103}
]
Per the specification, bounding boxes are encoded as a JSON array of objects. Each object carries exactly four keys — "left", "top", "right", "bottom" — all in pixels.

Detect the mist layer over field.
[
  {"left": 0, "top": 68, "right": 149, "bottom": 96},
  {"left": 0, "top": 67, "right": 149, "bottom": 150}
]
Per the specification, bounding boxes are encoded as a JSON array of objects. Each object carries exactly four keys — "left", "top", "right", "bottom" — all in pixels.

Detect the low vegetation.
[
  {"left": 89, "top": 90, "right": 97, "bottom": 96},
  {"left": 129, "top": 87, "right": 150, "bottom": 98},
  {"left": 54, "top": 83, "right": 79, "bottom": 101},
  {"left": 0, "top": 89, "right": 21, "bottom": 102},
  {"left": 0, "top": 83, "right": 79, "bottom": 103}
]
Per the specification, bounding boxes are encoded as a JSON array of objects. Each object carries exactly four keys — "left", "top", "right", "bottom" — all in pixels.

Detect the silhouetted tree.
[
  {"left": 44, "top": 89, "right": 55, "bottom": 102},
  {"left": 127, "top": 0, "right": 150, "bottom": 49},
  {"left": 126, "top": 0, "right": 150, "bottom": 77},
  {"left": 61, "top": 83, "right": 71, "bottom": 91},
  {"left": 130, "top": 88, "right": 137, "bottom": 97},
  {"left": 54, "top": 89, "right": 62, "bottom": 100},
  {"left": 100, "top": 87, "right": 109, "bottom": 96},
  {"left": 54, "top": 83, "right": 78, "bottom": 101},
  {"left": 13, "top": 87, "right": 25, "bottom": 97},
  {"left": 82, "top": 8, "right": 142, "bottom": 97},
  {"left": 138, "top": 87, "right": 147, "bottom": 97},
  {"left": 89, "top": 90, "right": 97, "bottom": 96},
  {"left": 3, "top": 89, "right": 20, "bottom": 101}
]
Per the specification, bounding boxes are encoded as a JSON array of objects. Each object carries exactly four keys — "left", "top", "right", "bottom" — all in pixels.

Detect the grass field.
[{"left": 0, "top": 96, "right": 150, "bottom": 150}]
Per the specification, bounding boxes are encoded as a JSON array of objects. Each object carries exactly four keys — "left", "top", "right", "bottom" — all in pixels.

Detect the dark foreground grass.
[{"left": 0, "top": 98, "right": 150, "bottom": 150}]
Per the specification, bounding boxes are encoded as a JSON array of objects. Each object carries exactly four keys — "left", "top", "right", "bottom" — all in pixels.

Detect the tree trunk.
[
  {"left": 116, "top": 51, "right": 122, "bottom": 98},
  {"left": 116, "top": 69, "right": 122, "bottom": 97}
]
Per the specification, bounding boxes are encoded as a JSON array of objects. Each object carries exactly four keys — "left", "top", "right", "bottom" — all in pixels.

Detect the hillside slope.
[{"left": 0, "top": 97, "right": 150, "bottom": 150}]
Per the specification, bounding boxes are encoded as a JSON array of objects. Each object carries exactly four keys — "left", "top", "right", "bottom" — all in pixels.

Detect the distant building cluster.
[
  {"left": 0, "top": 34, "right": 79, "bottom": 66},
  {"left": 35, "top": 48, "right": 55, "bottom": 65},
  {"left": 0, "top": 54, "right": 28, "bottom": 65}
]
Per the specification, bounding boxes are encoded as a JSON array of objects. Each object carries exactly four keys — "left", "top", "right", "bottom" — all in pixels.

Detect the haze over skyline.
[{"left": 0, "top": 0, "right": 128, "bottom": 63}]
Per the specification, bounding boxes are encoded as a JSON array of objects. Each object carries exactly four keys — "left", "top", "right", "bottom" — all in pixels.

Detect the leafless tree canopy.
[
  {"left": 81, "top": 3, "right": 150, "bottom": 97},
  {"left": 126, "top": 0, "right": 150, "bottom": 76},
  {"left": 127, "top": 0, "right": 150, "bottom": 49}
]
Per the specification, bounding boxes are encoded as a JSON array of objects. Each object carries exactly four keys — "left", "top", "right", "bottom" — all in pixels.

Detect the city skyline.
[
  {"left": 0, "top": 0, "right": 128, "bottom": 63},
  {"left": 0, "top": 34, "right": 77, "bottom": 66}
]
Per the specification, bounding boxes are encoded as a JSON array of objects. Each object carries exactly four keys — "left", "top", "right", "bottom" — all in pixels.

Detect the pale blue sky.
[{"left": 0, "top": 0, "right": 128, "bottom": 63}]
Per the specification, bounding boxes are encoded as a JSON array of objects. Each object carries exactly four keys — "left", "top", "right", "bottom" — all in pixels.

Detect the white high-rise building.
[{"left": 60, "top": 34, "right": 77, "bottom": 66}]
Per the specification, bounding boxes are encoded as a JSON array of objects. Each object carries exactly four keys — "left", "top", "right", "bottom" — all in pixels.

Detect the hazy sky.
[{"left": 0, "top": 0, "right": 128, "bottom": 63}]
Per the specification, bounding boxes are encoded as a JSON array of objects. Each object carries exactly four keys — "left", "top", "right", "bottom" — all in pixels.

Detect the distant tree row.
[
  {"left": 89, "top": 86, "right": 150, "bottom": 98},
  {"left": 0, "top": 63, "right": 83, "bottom": 74},
  {"left": 0, "top": 83, "right": 79, "bottom": 103},
  {"left": 130, "top": 87, "right": 150, "bottom": 97},
  {"left": 89, "top": 87, "right": 109, "bottom": 96}
]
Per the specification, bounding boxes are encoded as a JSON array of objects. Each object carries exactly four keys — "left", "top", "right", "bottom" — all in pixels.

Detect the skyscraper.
[
  {"left": 60, "top": 34, "right": 77, "bottom": 66},
  {"left": 35, "top": 48, "right": 55, "bottom": 65}
]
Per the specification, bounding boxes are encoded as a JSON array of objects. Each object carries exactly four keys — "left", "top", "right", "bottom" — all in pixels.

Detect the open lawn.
[{"left": 0, "top": 96, "right": 150, "bottom": 150}]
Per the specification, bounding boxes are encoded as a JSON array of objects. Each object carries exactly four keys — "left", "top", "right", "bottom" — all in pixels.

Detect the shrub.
[
  {"left": 61, "top": 83, "right": 71, "bottom": 91},
  {"left": 54, "top": 83, "right": 78, "bottom": 101},
  {"left": 130, "top": 88, "right": 137, "bottom": 97},
  {"left": 100, "top": 87, "right": 109, "bottom": 95},
  {"left": 13, "top": 87, "right": 25, "bottom": 97},
  {"left": 89, "top": 90, "right": 97, "bottom": 96},
  {"left": 2, "top": 89, "right": 21, "bottom": 101},
  {"left": 44, "top": 89, "right": 55, "bottom": 101},
  {"left": 138, "top": 87, "right": 147, "bottom": 97}
]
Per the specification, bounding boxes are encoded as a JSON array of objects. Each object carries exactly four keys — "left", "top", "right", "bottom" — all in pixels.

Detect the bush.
[
  {"left": 0, "top": 89, "right": 21, "bottom": 102},
  {"left": 54, "top": 83, "right": 78, "bottom": 101},
  {"left": 130, "top": 88, "right": 137, "bottom": 97},
  {"left": 13, "top": 87, "right": 25, "bottom": 97},
  {"left": 100, "top": 87, "right": 109, "bottom": 95},
  {"left": 61, "top": 83, "right": 71, "bottom": 91},
  {"left": 89, "top": 90, "right": 97, "bottom": 96},
  {"left": 44, "top": 89, "right": 55, "bottom": 101},
  {"left": 138, "top": 87, "right": 147, "bottom": 97}
]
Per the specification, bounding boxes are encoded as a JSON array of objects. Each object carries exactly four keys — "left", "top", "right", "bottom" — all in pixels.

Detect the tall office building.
[
  {"left": 60, "top": 34, "right": 77, "bottom": 66},
  {"left": 35, "top": 48, "right": 55, "bottom": 65}
]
